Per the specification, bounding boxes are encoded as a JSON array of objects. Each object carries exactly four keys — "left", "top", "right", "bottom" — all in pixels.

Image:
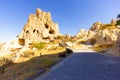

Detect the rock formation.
[
  {"left": 107, "top": 33, "right": 120, "bottom": 56},
  {"left": 74, "top": 29, "right": 95, "bottom": 43},
  {"left": 74, "top": 19, "right": 120, "bottom": 47},
  {"left": 90, "top": 22, "right": 104, "bottom": 31},
  {"left": 0, "top": 8, "right": 61, "bottom": 59},
  {"left": 94, "top": 29, "right": 120, "bottom": 44},
  {"left": 18, "top": 8, "right": 60, "bottom": 43}
]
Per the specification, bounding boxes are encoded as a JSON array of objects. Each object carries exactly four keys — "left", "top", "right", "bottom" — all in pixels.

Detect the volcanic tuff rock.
[
  {"left": 0, "top": 8, "right": 61, "bottom": 59},
  {"left": 90, "top": 22, "right": 104, "bottom": 31},
  {"left": 95, "top": 29, "right": 120, "bottom": 44},
  {"left": 75, "top": 29, "right": 95, "bottom": 42},
  {"left": 18, "top": 8, "right": 60, "bottom": 42},
  {"left": 75, "top": 20, "right": 120, "bottom": 45},
  {"left": 107, "top": 33, "right": 120, "bottom": 56}
]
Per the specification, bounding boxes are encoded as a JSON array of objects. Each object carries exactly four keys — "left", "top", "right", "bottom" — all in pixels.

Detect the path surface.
[{"left": 34, "top": 52, "right": 120, "bottom": 80}]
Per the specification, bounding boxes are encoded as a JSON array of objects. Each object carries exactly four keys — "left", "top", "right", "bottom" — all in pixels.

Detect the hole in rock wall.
[
  {"left": 26, "top": 31, "right": 29, "bottom": 34},
  {"left": 18, "top": 38, "right": 25, "bottom": 46},
  {"left": 43, "top": 36, "right": 50, "bottom": 39},
  {"left": 45, "top": 24, "right": 49, "bottom": 29},
  {"left": 37, "top": 30, "right": 39, "bottom": 33},
  {"left": 33, "top": 29, "right": 36, "bottom": 33},
  {"left": 49, "top": 30, "right": 55, "bottom": 34}
]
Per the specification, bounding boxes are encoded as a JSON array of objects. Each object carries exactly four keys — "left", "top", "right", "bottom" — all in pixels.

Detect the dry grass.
[{"left": 0, "top": 44, "right": 66, "bottom": 80}]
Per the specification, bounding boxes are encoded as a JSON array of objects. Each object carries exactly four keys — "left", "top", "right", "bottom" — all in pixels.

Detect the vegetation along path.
[{"left": 34, "top": 52, "right": 120, "bottom": 80}]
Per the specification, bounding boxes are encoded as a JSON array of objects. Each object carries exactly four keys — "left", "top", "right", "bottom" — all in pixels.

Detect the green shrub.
[
  {"left": 116, "top": 20, "right": 120, "bottom": 25},
  {"left": 32, "top": 42, "right": 46, "bottom": 56},
  {"left": 104, "top": 24, "right": 113, "bottom": 26},
  {"left": 32, "top": 42, "right": 45, "bottom": 50}
]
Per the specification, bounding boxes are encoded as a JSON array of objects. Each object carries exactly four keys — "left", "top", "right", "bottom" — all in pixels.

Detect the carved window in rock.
[
  {"left": 26, "top": 31, "right": 29, "bottom": 34},
  {"left": 26, "top": 30, "right": 29, "bottom": 36},
  {"left": 37, "top": 30, "right": 39, "bottom": 34},
  {"left": 49, "top": 30, "right": 55, "bottom": 34},
  {"left": 33, "top": 29, "right": 36, "bottom": 33},
  {"left": 45, "top": 24, "right": 49, "bottom": 29}
]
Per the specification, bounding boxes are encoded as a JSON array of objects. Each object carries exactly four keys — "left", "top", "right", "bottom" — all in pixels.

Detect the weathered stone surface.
[
  {"left": 90, "top": 22, "right": 104, "bottom": 31},
  {"left": 18, "top": 8, "right": 60, "bottom": 42},
  {"left": 75, "top": 20, "right": 120, "bottom": 45},
  {"left": 75, "top": 29, "right": 95, "bottom": 43},
  {"left": 95, "top": 29, "right": 120, "bottom": 44},
  {"left": 107, "top": 33, "right": 120, "bottom": 56}
]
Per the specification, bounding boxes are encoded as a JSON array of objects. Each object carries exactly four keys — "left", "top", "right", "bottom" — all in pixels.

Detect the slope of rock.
[
  {"left": 107, "top": 33, "right": 120, "bottom": 56},
  {"left": 95, "top": 29, "right": 120, "bottom": 44}
]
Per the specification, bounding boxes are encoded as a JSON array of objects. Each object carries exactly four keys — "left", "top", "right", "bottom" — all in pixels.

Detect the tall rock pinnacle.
[{"left": 18, "top": 8, "right": 60, "bottom": 42}]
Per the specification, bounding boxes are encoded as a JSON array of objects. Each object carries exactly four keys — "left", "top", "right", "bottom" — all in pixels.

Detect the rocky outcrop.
[
  {"left": 75, "top": 20, "right": 120, "bottom": 45},
  {"left": 95, "top": 29, "right": 120, "bottom": 44},
  {"left": 90, "top": 22, "right": 104, "bottom": 31},
  {"left": 107, "top": 33, "right": 120, "bottom": 56},
  {"left": 18, "top": 8, "right": 60, "bottom": 43},
  {"left": 75, "top": 29, "right": 95, "bottom": 43},
  {"left": 0, "top": 8, "right": 61, "bottom": 59}
]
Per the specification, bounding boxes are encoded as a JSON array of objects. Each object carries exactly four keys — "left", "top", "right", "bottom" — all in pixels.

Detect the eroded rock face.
[
  {"left": 90, "top": 22, "right": 104, "bottom": 31},
  {"left": 19, "top": 8, "right": 60, "bottom": 42},
  {"left": 95, "top": 29, "right": 120, "bottom": 44},
  {"left": 75, "top": 19, "right": 120, "bottom": 45},
  {"left": 75, "top": 29, "right": 96, "bottom": 42},
  {"left": 107, "top": 33, "right": 120, "bottom": 56}
]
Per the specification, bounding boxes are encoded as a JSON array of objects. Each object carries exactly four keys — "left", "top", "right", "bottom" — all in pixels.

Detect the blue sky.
[{"left": 0, "top": 0, "right": 120, "bottom": 42}]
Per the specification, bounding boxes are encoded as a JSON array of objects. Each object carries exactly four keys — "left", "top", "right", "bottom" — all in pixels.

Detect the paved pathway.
[{"left": 34, "top": 52, "right": 120, "bottom": 80}]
